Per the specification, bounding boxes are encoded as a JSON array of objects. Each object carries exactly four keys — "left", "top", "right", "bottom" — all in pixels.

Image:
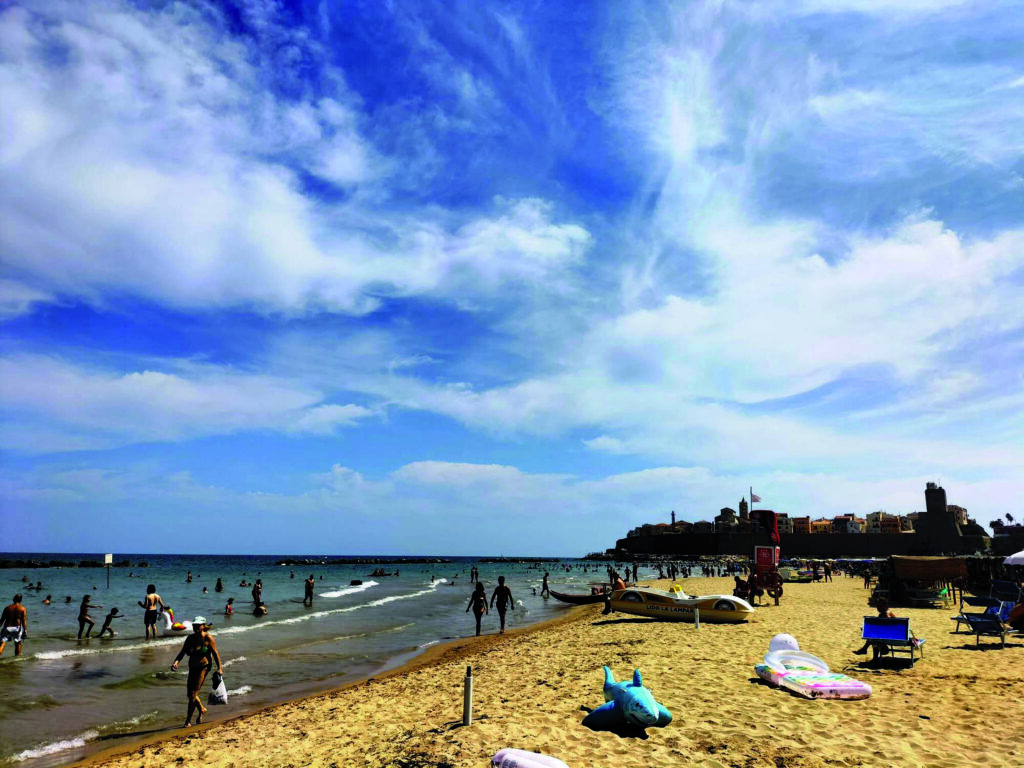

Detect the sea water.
[{"left": 0, "top": 553, "right": 664, "bottom": 767}]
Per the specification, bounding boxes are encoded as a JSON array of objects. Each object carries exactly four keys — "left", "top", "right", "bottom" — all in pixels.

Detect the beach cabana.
[{"left": 878, "top": 556, "right": 966, "bottom": 607}]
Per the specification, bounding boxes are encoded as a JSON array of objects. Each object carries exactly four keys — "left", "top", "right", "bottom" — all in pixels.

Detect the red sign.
[{"left": 755, "top": 546, "right": 778, "bottom": 567}]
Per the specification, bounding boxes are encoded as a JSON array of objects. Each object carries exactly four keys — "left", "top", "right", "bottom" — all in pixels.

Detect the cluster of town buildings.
[
  {"left": 617, "top": 483, "right": 1003, "bottom": 557},
  {"left": 626, "top": 484, "right": 979, "bottom": 539}
]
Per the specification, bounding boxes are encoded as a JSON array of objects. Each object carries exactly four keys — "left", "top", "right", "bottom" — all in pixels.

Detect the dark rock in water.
[{"left": 350, "top": 579, "right": 363, "bottom": 586}]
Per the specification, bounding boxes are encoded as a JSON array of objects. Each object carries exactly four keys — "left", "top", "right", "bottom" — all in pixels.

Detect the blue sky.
[{"left": 1, "top": 0, "right": 1022, "bottom": 556}]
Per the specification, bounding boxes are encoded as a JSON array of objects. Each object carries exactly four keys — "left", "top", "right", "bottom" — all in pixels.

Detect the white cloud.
[
  {"left": 0, "top": 1, "right": 590, "bottom": 317},
  {"left": 287, "top": 404, "right": 373, "bottom": 435},
  {"left": 0, "top": 355, "right": 373, "bottom": 451},
  {"left": 0, "top": 279, "right": 52, "bottom": 319}
]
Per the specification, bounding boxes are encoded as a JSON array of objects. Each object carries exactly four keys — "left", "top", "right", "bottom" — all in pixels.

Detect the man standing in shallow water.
[
  {"left": 490, "top": 576, "right": 514, "bottom": 634},
  {"left": 0, "top": 594, "right": 28, "bottom": 656},
  {"left": 303, "top": 574, "right": 315, "bottom": 606},
  {"left": 139, "top": 584, "right": 164, "bottom": 639}
]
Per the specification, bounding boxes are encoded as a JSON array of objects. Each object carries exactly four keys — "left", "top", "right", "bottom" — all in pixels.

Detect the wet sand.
[{"left": 78, "top": 576, "right": 1024, "bottom": 768}]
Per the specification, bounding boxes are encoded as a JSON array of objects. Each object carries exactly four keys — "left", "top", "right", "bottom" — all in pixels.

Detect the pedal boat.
[
  {"left": 778, "top": 567, "right": 814, "bottom": 584},
  {"left": 549, "top": 587, "right": 609, "bottom": 605},
  {"left": 607, "top": 586, "right": 754, "bottom": 623}
]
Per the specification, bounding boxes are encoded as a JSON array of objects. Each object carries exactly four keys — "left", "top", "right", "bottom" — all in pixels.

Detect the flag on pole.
[{"left": 751, "top": 493, "right": 762, "bottom": 503}]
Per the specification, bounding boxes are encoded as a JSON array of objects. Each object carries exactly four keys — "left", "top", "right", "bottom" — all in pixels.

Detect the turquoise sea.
[{"left": 0, "top": 553, "right": 669, "bottom": 767}]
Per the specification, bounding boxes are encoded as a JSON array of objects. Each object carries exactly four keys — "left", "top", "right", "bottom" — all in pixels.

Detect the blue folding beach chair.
[
  {"left": 861, "top": 616, "right": 925, "bottom": 662},
  {"left": 951, "top": 596, "right": 1004, "bottom": 633},
  {"left": 962, "top": 613, "right": 1020, "bottom": 648}
]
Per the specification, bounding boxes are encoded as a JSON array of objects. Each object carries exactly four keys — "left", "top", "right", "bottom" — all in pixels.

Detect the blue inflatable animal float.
[{"left": 581, "top": 667, "right": 672, "bottom": 733}]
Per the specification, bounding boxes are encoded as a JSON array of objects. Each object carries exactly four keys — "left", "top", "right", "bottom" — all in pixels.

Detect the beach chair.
[
  {"left": 904, "top": 582, "right": 944, "bottom": 608},
  {"left": 961, "top": 613, "right": 1020, "bottom": 648},
  {"left": 989, "top": 580, "right": 1022, "bottom": 603},
  {"left": 951, "top": 596, "right": 1002, "bottom": 633},
  {"left": 861, "top": 616, "right": 925, "bottom": 662}
]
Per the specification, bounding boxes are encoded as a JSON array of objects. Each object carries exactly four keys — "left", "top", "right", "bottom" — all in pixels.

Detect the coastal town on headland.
[{"left": 610, "top": 482, "right": 1022, "bottom": 560}]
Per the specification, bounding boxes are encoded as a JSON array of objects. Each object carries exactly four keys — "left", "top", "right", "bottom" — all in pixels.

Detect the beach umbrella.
[{"left": 1004, "top": 550, "right": 1024, "bottom": 566}]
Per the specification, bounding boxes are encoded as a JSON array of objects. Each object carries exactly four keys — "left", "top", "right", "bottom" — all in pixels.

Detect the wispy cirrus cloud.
[
  {"left": 0, "top": 1, "right": 589, "bottom": 318},
  {"left": 1, "top": 0, "right": 1021, "bottom": 548}
]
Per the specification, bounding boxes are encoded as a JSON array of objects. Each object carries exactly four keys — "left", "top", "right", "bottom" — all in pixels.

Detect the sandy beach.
[{"left": 78, "top": 576, "right": 1023, "bottom": 768}]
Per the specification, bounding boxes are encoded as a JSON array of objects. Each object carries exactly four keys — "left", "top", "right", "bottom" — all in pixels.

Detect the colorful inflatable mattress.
[{"left": 755, "top": 649, "right": 872, "bottom": 700}]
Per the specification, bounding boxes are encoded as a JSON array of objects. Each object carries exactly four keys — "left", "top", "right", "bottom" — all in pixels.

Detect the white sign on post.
[{"left": 104, "top": 553, "right": 113, "bottom": 564}]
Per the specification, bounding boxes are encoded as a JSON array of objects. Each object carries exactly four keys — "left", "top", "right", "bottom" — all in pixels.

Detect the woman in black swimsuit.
[
  {"left": 171, "top": 617, "right": 222, "bottom": 727},
  {"left": 77, "top": 595, "right": 101, "bottom": 638},
  {"left": 465, "top": 582, "right": 488, "bottom": 636}
]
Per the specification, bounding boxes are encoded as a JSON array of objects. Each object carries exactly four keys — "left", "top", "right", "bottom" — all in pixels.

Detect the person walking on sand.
[
  {"left": 490, "top": 576, "right": 514, "bottom": 634},
  {"left": 304, "top": 574, "right": 315, "bottom": 606},
  {"left": 541, "top": 572, "right": 550, "bottom": 598},
  {"left": 466, "top": 582, "right": 488, "bottom": 636},
  {"left": 77, "top": 595, "right": 101, "bottom": 638},
  {"left": 98, "top": 607, "right": 124, "bottom": 637},
  {"left": 0, "top": 594, "right": 28, "bottom": 656},
  {"left": 139, "top": 584, "right": 165, "bottom": 639},
  {"left": 171, "top": 617, "right": 222, "bottom": 727}
]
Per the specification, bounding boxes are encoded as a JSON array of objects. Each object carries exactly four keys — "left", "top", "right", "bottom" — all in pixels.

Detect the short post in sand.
[
  {"left": 463, "top": 666, "right": 473, "bottom": 726},
  {"left": 694, "top": 608, "right": 700, "bottom": 630}
]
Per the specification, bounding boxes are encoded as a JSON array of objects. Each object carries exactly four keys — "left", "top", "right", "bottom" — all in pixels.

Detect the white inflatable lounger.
[
  {"left": 755, "top": 650, "right": 872, "bottom": 700},
  {"left": 493, "top": 748, "right": 570, "bottom": 768}
]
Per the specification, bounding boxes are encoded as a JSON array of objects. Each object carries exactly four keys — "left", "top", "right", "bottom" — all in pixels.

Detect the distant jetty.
[
  {"left": 274, "top": 556, "right": 452, "bottom": 566},
  {"left": 0, "top": 558, "right": 146, "bottom": 569}
]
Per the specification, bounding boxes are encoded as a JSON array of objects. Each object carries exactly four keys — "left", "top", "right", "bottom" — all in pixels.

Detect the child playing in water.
[
  {"left": 99, "top": 607, "right": 123, "bottom": 637},
  {"left": 77, "top": 595, "right": 101, "bottom": 638},
  {"left": 224, "top": 598, "right": 234, "bottom": 616}
]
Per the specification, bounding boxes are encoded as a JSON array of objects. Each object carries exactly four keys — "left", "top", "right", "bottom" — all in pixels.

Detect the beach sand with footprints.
[{"left": 79, "top": 575, "right": 1023, "bottom": 768}]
